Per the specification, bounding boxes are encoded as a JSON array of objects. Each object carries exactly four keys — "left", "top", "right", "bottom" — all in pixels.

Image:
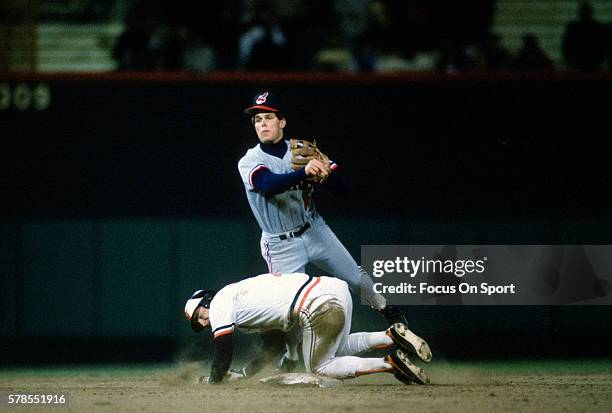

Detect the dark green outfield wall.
[
  {"left": 1, "top": 219, "right": 262, "bottom": 338},
  {"left": 2, "top": 217, "right": 611, "bottom": 345}
]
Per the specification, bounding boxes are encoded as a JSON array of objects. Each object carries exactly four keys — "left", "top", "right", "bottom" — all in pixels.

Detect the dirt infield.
[{"left": 1, "top": 360, "right": 611, "bottom": 413}]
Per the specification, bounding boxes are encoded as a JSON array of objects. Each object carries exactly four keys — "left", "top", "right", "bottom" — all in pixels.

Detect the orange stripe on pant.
[
  {"left": 296, "top": 277, "right": 322, "bottom": 372},
  {"left": 355, "top": 367, "right": 393, "bottom": 377},
  {"left": 295, "top": 277, "right": 321, "bottom": 316}
]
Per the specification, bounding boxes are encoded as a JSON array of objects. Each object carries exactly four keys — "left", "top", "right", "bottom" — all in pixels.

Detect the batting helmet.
[{"left": 184, "top": 289, "right": 216, "bottom": 332}]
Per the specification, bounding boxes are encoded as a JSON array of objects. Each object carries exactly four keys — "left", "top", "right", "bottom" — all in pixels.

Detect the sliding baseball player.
[{"left": 184, "top": 272, "right": 432, "bottom": 385}]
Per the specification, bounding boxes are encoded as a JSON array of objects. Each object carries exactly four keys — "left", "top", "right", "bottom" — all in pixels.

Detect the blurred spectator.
[
  {"left": 350, "top": 34, "right": 377, "bottom": 72},
  {"left": 75, "top": 0, "right": 113, "bottom": 21},
  {"left": 351, "top": 0, "right": 423, "bottom": 73},
  {"left": 110, "top": 0, "right": 502, "bottom": 74},
  {"left": 1, "top": 0, "right": 34, "bottom": 71},
  {"left": 435, "top": 36, "right": 468, "bottom": 73},
  {"left": 284, "top": 0, "right": 338, "bottom": 70},
  {"left": 335, "top": 0, "right": 373, "bottom": 72},
  {"left": 432, "top": 0, "right": 495, "bottom": 74},
  {"left": 433, "top": 1, "right": 496, "bottom": 65},
  {"left": 183, "top": 32, "right": 216, "bottom": 73},
  {"left": 376, "top": 48, "right": 436, "bottom": 72},
  {"left": 112, "top": 6, "right": 155, "bottom": 70},
  {"left": 335, "top": 0, "right": 371, "bottom": 42},
  {"left": 148, "top": 24, "right": 185, "bottom": 70},
  {"left": 462, "top": 33, "right": 512, "bottom": 72},
  {"left": 239, "top": 0, "right": 291, "bottom": 71},
  {"left": 109, "top": 0, "right": 131, "bottom": 23},
  {"left": 562, "top": 1, "right": 607, "bottom": 71},
  {"left": 480, "top": 33, "right": 512, "bottom": 71},
  {"left": 210, "top": 2, "right": 242, "bottom": 70},
  {"left": 384, "top": 2, "right": 436, "bottom": 58},
  {"left": 512, "top": 33, "right": 554, "bottom": 72},
  {"left": 463, "top": 44, "right": 487, "bottom": 71},
  {"left": 183, "top": 1, "right": 242, "bottom": 71}
]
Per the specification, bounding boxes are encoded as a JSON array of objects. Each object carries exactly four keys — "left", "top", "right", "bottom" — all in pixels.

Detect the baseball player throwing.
[
  {"left": 237, "top": 91, "right": 420, "bottom": 327},
  {"left": 184, "top": 273, "right": 432, "bottom": 384}
]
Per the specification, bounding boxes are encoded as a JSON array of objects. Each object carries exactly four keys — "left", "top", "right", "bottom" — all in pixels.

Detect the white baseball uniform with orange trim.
[
  {"left": 208, "top": 272, "right": 394, "bottom": 379},
  {"left": 208, "top": 272, "right": 305, "bottom": 339}
]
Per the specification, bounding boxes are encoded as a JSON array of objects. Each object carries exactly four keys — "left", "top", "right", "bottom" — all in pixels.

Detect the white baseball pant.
[{"left": 296, "top": 277, "right": 394, "bottom": 379}]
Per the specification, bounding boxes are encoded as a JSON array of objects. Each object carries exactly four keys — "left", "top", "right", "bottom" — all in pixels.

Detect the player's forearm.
[
  {"left": 209, "top": 334, "right": 233, "bottom": 384},
  {"left": 252, "top": 168, "right": 307, "bottom": 195}
]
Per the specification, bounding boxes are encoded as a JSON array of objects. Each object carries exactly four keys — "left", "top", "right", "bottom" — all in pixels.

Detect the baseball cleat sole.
[
  {"left": 393, "top": 371, "right": 413, "bottom": 385},
  {"left": 387, "top": 349, "right": 430, "bottom": 385},
  {"left": 388, "top": 323, "right": 432, "bottom": 363}
]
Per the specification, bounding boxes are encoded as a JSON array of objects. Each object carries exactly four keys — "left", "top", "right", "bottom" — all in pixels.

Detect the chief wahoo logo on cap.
[{"left": 256, "top": 92, "right": 269, "bottom": 105}]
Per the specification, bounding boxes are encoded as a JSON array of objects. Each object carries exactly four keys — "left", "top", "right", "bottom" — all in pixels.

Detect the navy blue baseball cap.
[{"left": 244, "top": 91, "right": 281, "bottom": 115}]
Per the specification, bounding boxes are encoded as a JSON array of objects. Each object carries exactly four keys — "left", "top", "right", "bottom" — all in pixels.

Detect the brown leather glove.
[{"left": 290, "top": 138, "right": 332, "bottom": 182}]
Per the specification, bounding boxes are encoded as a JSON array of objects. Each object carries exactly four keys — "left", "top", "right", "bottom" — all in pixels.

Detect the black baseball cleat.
[
  {"left": 377, "top": 305, "right": 408, "bottom": 326},
  {"left": 386, "top": 349, "right": 430, "bottom": 385},
  {"left": 387, "top": 323, "right": 432, "bottom": 363},
  {"left": 393, "top": 371, "right": 413, "bottom": 385}
]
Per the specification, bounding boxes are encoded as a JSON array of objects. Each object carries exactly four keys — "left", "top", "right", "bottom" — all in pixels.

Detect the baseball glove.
[{"left": 290, "top": 138, "right": 331, "bottom": 182}]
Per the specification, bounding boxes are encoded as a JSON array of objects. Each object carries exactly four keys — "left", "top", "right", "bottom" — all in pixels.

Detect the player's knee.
[{"left": 316, "top": 301, "right": 345, "bottom": 337}]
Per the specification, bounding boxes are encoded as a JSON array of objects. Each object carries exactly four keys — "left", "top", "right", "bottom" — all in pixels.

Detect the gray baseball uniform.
[{"left": 238, "top": 140, "right": 385, "bottom": 309}]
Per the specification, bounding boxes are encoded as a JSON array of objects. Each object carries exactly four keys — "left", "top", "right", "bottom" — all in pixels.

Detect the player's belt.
[{"left": 278, "top": 222, "right": 310, "bottom": 240}]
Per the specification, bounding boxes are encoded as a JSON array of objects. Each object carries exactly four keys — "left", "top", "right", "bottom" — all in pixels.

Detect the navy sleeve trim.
[
  {"left": 252, "top": 168, "right": 307, "bottom": 195},
  {"left": 212, "top": 323, "right": 235, "bottom": 338},
  {"left": 248, "top": 164, "right": 269, "bottom": 189}
]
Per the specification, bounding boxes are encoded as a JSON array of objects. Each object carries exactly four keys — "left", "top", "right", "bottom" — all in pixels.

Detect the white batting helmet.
[{"left": 184, "top": 289, "right": 216, "bottom": 332}]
